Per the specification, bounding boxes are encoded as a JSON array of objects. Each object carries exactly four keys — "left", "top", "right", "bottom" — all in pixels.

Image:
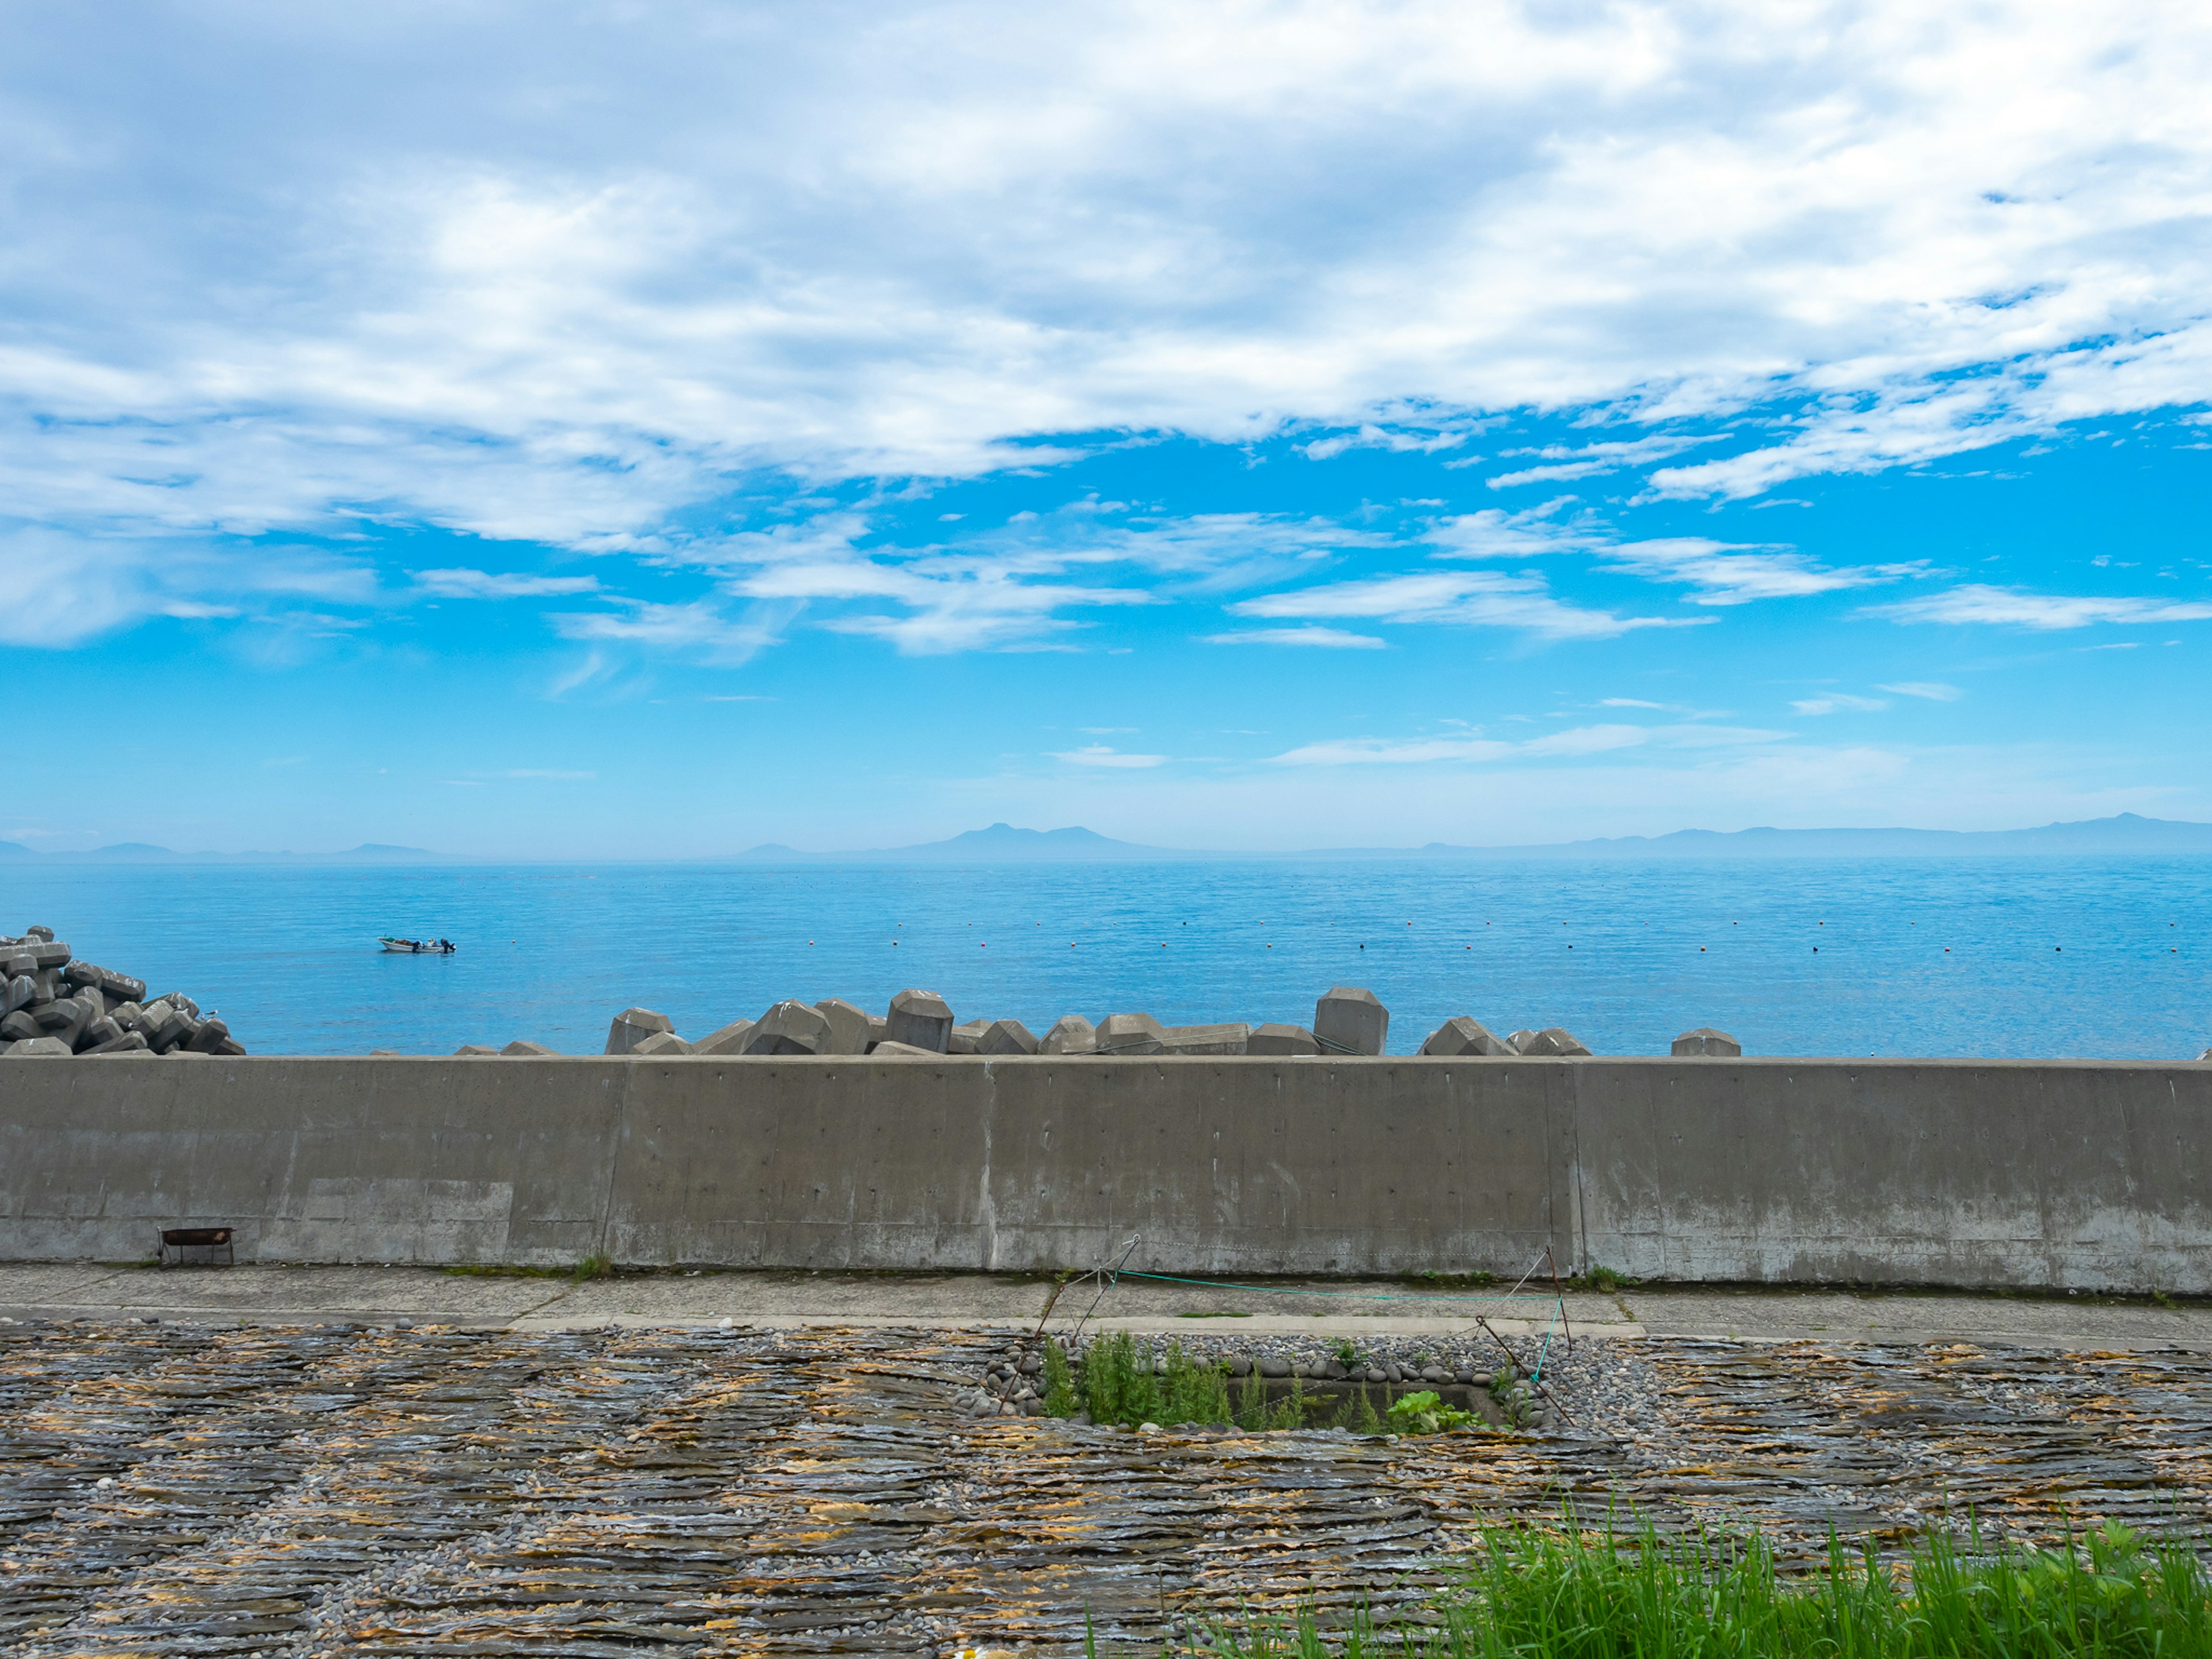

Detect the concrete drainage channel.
[{"left": 4, "top": 1322, "right": 2212, "bottom": 1657}]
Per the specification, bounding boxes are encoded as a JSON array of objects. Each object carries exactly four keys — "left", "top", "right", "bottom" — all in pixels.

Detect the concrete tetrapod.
[
  {"left": 1421, "top": 1016, "right": 1512, "bottom": 1057},
  {"left": 605, "top": 1007, "right": 674, "bottom": 1055},
  {"left": 886, "top": 989, "right": 955, "bottom": 1052},
  {"left": 631, "top": 1031, "right": 695, "bottom": 1056},
  {"left": 1314, "top": 987, "right": 1388, "bottom": 1056},
  {"left": 978, "top": 1018, "right": 1040, "bottom": 1055},
  {"left": 1517, "top": 1027, "right": 1593, "bottom": 1057},
  {"left": 1039, "top": 1015, "right": 1097, "bottom": 1055},
  {"left": 2, "top": 1035, "right": 71, "bottom": 1056},
  {"left": 1096, "top": 1012, "right": 1166, "bottom": 1055},
  {"left": 813, "top": 998, "right": 875, "bottom": 1056},
  {"left": 1247, "top": 1022, "right": 1319, "bottom": 1056},
  {"left": 946, "top": 1020, "right": 993, "bottom": 1054},
  {"left": 1161, "top": 1022, "right": 1251, "bottom": 1055},
  {"left": 744, "top": 1001, "right": 830, "bottom": 1056},
  {"left": 691, "top": 1020, "right": 756, "bottom": 1056},
  {"left": 454, "top": 1044, "right": 501, "bottom": 1056},
  {"left": 1673, "top": 1027, "right": 1743, "bottom": 1057},
  {"left": 501, "top": 1040, "right": 559, "bottom": 1056}
]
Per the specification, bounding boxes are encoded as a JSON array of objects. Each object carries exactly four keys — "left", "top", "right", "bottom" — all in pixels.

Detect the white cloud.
[
  {"left": 1203, "top": 627, "right": 1387, "bottom": 649},
  {"left": 412, "top": 568, "right": 600, "bottom": 599},
  {"left": 1487, "top": 435, "right": 1718, "bottom": 490},
  {"left": 1230, "top": 570, "right": 1697, "bottom": 641},
  {"left": 550, "top": 599, "right": 786, "bottom": 664},
  {"left": 1051, "top": 744, "right": 1168, "bottom": 767},
  {"left": 1880, "top": 681, "right": 1964, "bottom": 700},
  {"left": 1268, "top": 721, "right": 1789, "bottom": 766},
  {"left": 4, "top": 0, "right": 2211, "bottom": 577},
  {"left": 1865, "top": 585, "right": 2212, "bottom": 629},
  {"left": 0, "top": 526, "right": 374, "bottom": 646},
  {"left": 1792, "top": 693, "right": 1891, "bottom": 714},
  {"left": 1600, "top": 539, "right": 1926, "bottom": 606},
  {"left": 1599, "top": 697, "right": 1666, "bottom": 709}
]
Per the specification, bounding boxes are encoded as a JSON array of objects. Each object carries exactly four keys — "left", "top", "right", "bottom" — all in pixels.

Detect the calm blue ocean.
[{"left": 2, "top": 857, "right": 2206, "bottom": 1059}]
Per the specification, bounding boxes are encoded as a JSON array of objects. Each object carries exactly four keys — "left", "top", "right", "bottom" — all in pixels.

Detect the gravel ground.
[{"left": 7, "top": 1319, "right": 2212, "bottom": 1657}]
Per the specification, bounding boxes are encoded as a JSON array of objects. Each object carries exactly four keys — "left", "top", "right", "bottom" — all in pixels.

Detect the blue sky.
[{"left": 4, "top": 1, "right": 2211, "bottom": 855}]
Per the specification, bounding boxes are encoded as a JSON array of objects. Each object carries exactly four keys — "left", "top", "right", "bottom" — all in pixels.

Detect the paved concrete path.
[{"left": 3, "top": 1262, "right": 2206, "bottom": 1348}]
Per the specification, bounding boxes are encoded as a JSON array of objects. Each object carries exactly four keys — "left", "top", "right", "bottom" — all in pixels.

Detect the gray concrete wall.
[{"left": 0, "top": 1056, "right": 2206, "bottom": 1290}]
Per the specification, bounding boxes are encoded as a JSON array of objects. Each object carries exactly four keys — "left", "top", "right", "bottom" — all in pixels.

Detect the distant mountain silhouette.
[
  {"left": 736, "top": 813, "right": 2212, "bottom": 862},
  {"left": 1401, "top": 812, "right": 2212, "bottom": 860}
]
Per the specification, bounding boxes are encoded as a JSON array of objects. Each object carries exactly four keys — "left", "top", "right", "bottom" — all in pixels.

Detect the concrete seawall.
[{"left": 1, "top": 1056, "right": 2207, "bottom": 1291}]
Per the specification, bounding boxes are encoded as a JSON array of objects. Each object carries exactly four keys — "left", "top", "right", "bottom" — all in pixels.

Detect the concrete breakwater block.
[
  {"left": 946, "top": 1019, "right": 992, "bottom": 1054},
  {"left": 1247, "top": 1021, "right": 1319, "bottom": 1055},
  {"left": 871, "top": 1039, "right": 940, "bottom": 1056},
  {"left": 1040, "top": 1014, "right": 1097, "bottom": 1054},
  {"left": 887, "top": 988, "right": 954, "bottom": 1053},
  {"left": 1161, "top": 1022, "right": 1251, "bottom": 1055},
  {"left": 1515, "top": 1027, "right": 1592, "bottom": 1057},
  {"left": 1315, "top": 987, "right": 1388, "bottom": 1056},
  {"left": 1421, "top": 1016, "right": 1512, "bottom": 1057},
  {"left": 1673, "top": 1027, "right": 1743, "bottom": 1057},
  {"left": 501, "top": 1040, "right": 559, "bottom": 1056},
  {"left": 813, "top": 998, "right": 874, "bottom": 1056},
  {"left": 979, "top": 1018, "right": 1040, "bottom": 1055},
  {"left": 0, "top": 925, "right": 243, "bottom": 1059},
  {"left": 1096, "top": 1012, "right": 1166, "bottom": 1055},
  {"left": 745, "top": 1001, "right": 830, "bottom": 1056},
  {"left": 691, "top": 1019, "right": 755, "bottom": 1056},
  {"left": 632, "top": 1031, "right": 695, "bottom": 1056},
  {"left": 605, "top": 1007, "right": 673, "bottom": 1055}
]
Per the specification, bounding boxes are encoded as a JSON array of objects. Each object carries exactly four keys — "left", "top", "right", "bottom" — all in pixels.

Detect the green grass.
[
  {"left": 1184, "top": 1518, "right": 2212, "bottom": 1658},
  {"left": 1568, "top": 1264, "right": 1637, "bottom": 1293},
  {"left": 1177, "top": 1310, "right": 1253, "bottom": 1318},
  {"left": 1060, "top": 1336, "right": 1406, "bottom": 1433}
]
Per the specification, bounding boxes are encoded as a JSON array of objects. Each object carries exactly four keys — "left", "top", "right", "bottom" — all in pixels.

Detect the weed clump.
[{"left": 1191, "top": 1518, "right": 2212, "bottom": 1658}]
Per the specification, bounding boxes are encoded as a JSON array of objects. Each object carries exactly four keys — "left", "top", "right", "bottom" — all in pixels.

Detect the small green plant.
[
  {"left": 1488, "top": 1365, "right": 1539, "bottom": 1429},
  {"left": 1351, "top": 1384, "right": 1382, "bottom": 1435},
  {"left": 1234, "top": 1363, "right": 1266, "bottom": 1431},
  {"left": 1570, "top": 1263, "right": 1635, "bottom": 1293},
  {"left": 1083, "top": 1331, "right": 1133, "bottom": 1423},
  {"left": 570, "top": 1252, "right": 613, "bottom": 1283},
  {"left": 1041, "top": 1337, "right": 1078, "bottom": 1416},
  {"left": 1266, "top": 1377, "right": 1310, "bottom": 1430},
  {"left": 1386, "top": 1388, "right": 1474, "bottom": 1435}
]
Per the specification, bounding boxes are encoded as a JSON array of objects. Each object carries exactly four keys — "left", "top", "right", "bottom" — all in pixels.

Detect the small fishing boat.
[{"left": 378, "top": 936, "right": 457, "bottom": 955}]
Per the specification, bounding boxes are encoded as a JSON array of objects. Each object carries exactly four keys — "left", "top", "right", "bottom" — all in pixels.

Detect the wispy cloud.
[
  {"left": 412, "top": 569, "right": 600, "bottom": 599},
  {"left": 1487, "top": 435, "right": 1719, "bottom": 490},
  {"left": 1269, "top": 722, "right": 1791, "bottom": 766},
  {"left": 1203, "top": 627, "right": 1388, "bottom": 649},
  {"left": 1879, "top": 681, "right": 1964, "bottom": 701},
  {"left": 550, "top": 599, "right": 786, "bottom": 664},
  {"left": 1864, "top": 586, "right": 2212, "bottom": 630},
  {"left": 1600, "top": 539, "right": 1927, "bottom": 607},
  {"left": 1230, "top": 571, "right": 1698, "bottom": 641},
  {"left": 1051, "top": 744, "right": 1168, "bottom": 768},
  {"left": 1792, "top": 693, "right": 1890, "bottom": 714}
]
